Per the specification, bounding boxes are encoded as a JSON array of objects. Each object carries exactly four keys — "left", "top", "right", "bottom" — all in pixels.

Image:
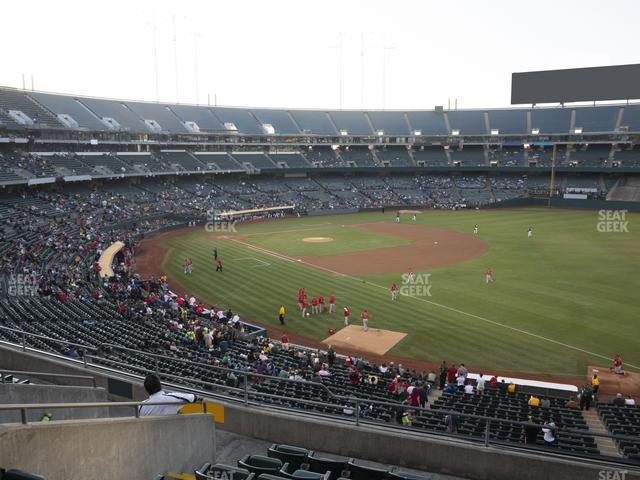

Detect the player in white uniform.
[
  {"left": 473, "top": 224, "right": 479, "bottom": 235},
  {"left": 527, "top": 227, "right": 533, "bottom": 238}
]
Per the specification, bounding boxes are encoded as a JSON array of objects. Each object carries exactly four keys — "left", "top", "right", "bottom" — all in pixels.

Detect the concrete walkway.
[{"left": 582, "top": 408, "right": 621, "bottom": 458}]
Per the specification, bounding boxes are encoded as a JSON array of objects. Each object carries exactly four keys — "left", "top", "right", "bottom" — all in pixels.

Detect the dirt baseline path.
[{"left": 296, "top": 223, "right": 487, "bottom": 275}]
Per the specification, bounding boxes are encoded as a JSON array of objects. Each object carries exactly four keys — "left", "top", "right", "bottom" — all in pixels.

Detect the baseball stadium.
[{"left": 1, "top": 2, "right": 640, "bottom": 480}]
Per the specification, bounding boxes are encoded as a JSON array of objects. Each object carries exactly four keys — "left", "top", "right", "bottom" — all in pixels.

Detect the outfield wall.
[{"left": 486, "top": 197, "right": 640, "bottom": 211}]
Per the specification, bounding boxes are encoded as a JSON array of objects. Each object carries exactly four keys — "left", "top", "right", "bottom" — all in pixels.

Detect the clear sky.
[{"left": 1, "top": 0, "right": 638, "bottom": 110}]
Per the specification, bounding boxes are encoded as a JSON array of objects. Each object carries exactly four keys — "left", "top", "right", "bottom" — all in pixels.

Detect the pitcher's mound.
[
  {"left": 322, "top": 324, "right": 406, "bottom": 355},
  {"left": 303, "top": 237, "right": 334, "bottom": 243}
]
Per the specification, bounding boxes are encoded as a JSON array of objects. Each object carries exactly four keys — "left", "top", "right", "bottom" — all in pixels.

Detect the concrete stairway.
[
  {"left": 582, "top": 408, "right": 622, "bottom": 458},
  {"left": 608, "top": 176, "right": 640, "bottom": 201}
]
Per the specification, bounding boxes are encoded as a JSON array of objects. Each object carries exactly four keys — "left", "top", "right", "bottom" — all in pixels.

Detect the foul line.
[
  {"left": 236, "top": 256, "right": 271, "bottom": 267},
  {"left": 227, "top": 238, "right": 639, "bottom": 371}
]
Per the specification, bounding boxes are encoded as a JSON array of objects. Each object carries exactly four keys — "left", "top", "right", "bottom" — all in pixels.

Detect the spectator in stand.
[
  {"left": 528, "top": 394, "right": 541, "bottom": 408},
  {"left": 444, "top": 383, "right": 458, "bottom": 394},
  {"left": 489, "top": 375, "right": 498, "bottom": 388},
  {"left": 540, "top": 397, "right": 550, "bottom": 409},
  {"left": 447, "top": 364, "right": 457, "bottom": 385},
  {"left": 139, "top": 373, "right": 202, "bottom": 416},
  {"left": 541, "top": 418, "right": 556, "bottom": 447},
  {"left": 580, "top": 386, "right": 593, "bottom": 411},
  {"left": 463, "top": 381, "right": 474, "bottom": 395},
  {"left": 417, "top": 382, "right": 429, "bottom": 408},
  {"left": 476, "top": 373, "right": 486, "bottom": 394},
  {"left": 523, "top": 415, "right": 541, "bottom": 445},
  {"left": 456, "top": 363, "right": 468, "bottom": 379},
  {"left": 439, "top": 361, "right": 448, "bottom": 390},
  {"left": 564, "top": 397, "right": 579, "bottom": 409},
  {"left": 612, "top": 393, "right": 626, "bottom": 406},
  {"left": 507, "top": 382, "right": 516, "bottom": 394},
  {"left": 626, "top": 395, "right": 636, "bottom": 406},
  {"left": 591, "top": 374, "right": 600, "bottom": 396}
]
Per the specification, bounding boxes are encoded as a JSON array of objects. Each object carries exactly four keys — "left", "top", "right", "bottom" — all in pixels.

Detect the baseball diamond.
[{"left": 135, "top": 208, "right": 640, "bottom": 377}]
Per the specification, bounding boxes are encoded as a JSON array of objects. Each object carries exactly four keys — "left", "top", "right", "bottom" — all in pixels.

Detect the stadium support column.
[{"left": 548, "top": 144, "right": 557, "bottom": 207}]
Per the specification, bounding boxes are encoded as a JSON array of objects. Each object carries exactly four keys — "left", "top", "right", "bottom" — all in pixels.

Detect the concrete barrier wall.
[
  {"left": 219, "top": 403, "right": 639, "bottom": 480},
  {"left": 0, "top": 414, "right": 215, "bottom": 480},
  {"left": 0, "top": 384, "right": 109, "bottom": 423}
]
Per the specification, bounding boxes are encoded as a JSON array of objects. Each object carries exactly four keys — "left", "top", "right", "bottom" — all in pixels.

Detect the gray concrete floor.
[{"left": 215, "top": 429, "right": 464, "bottom": 480}]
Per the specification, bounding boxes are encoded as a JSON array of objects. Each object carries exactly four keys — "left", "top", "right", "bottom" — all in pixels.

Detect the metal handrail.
[
  {"left": 0, "top": 400, "right": 206, "bottom": 425},
  {"left": 0, "top": 324, "right": 98, "bottom": 351},
  {"left": 0, "top": 369, "right": 97, "bottom": 388},
  {"left": 98, "top": 342, "right": 341, "bottom": 399},
  {"left": 88, "top": 351, "right": 640, "bottom": 445}
]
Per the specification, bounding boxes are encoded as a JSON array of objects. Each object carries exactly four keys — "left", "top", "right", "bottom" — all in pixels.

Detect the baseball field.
[{"left": 136, "top": 208, "right": 640, "bottom": 377}]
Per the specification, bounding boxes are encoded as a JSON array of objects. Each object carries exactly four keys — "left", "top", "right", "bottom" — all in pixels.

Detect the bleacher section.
[
  {"left": 339, "top": 147, "right": 377, "bottom": 167},
  {"left": 115, "top": 152, "right": 171, "bottom": 173},
  {"left": 290, "top": 111, "right": 338, "bottom": 135},
  {"left": 0, "top": 89, "right": 63, "bottom": 129},
  {"left": 330, "top": 111, "right": 374, "bottom": 136},
  {"left": 574, "top": 107, "right": 619, "bottom": 133},
  {"left": 429, "top": 389, "right": 598, "bottom": 455},
  {"left": 488, "top": 110, "right": 528, "bottom": 135},
  {"left": 614, "top": 146, "right": 640, "bottom": 167},
  {"left": 232, "top": 152, "right": 277, "bottom": 169},
  {"left": 251, "top": 109, "right": 301, "bottom": 135},
  {"left": 449, "top": 146, "right": 486, "bottom": 166},
  {"left": 192, "top": 152, "right": 242, "bottom": 171},
  {"left": 569, "top": 145, "right": 611, "bottom": 167},
  {"left": 75, "top": 153, "right": 135, "bottom": 174},
  {"left": 159, "top": 151, "right": 207, "bottom": 172},
  {"left": 447, "top": 111, "right": 487, "bottom": 135},
  {"left": 268, "top": 152, "right": 311, "bottom": 168},
  {"left": 412, "top": 147, "right": 449, "bottom": 166},
  {"left": 598, "top": 403, "right": 640, "bottom": 459},
  {"left": 376, "top": 148, "right": 414, "bottom": 166},
  {"left": 367, "top": 111, "right": 411, "bottom": 136},
  {"left": 29, "top": 92, "right": 107, "bottom": 130}
]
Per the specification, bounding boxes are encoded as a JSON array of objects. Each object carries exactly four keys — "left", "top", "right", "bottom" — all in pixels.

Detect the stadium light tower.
[
  {"left": 172, "top": 14, "right": 180, "bottom": 103},
  {"left": 190, "top": 30, "right": 204, "bottom": 105},
  {"left": 144, "top": 12, "right": 161, "bottom": 102},
  {"left": 382, "top": 36, "right": 395, "bottom": 110},
  {"left": 329, "top": 32, "right": 345, "bottom": 110}
]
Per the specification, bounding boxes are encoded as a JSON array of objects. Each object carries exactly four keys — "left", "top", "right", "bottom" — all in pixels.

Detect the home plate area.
[{"left": 321, "top": 324, "right": 407, "bottom": 355}]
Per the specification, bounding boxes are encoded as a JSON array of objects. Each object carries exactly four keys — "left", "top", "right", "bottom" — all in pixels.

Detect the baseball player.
[
  {"left": 485, "top": 267, "right": 494, "bottom": 284},
  {"left": 343, "top": 306, "right": 350, "bottom": 326},
  {"left": 361, "top": 310, "right": 369, "bottom": 332},
  {"left": 390, "top": 282, "right": 399, "bottom": 301},
  {"left": 301, "top": 298, "right": 308, "bottom": 318},
  {"left": 473, "top": 224, "right": 479, "bottom": 235},
  {"left": 329, "top": 294, "right": 335, "bottom": 313},
  {"left": 395, "top": 211, "right": 400, "bottom": 223},
  {"left": 527, "top": 227, "right": 533, "bottom": 238},
  {"left": 184, "top": 258, "right": 193, "bottom": 275}
]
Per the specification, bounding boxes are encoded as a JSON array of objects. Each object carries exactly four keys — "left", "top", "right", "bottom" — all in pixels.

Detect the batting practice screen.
[{"left": 511, "top": 64, "right": 640, "bottom": 104}]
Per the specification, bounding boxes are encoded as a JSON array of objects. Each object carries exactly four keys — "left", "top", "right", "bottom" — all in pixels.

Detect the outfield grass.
[{"left": 158, "top": 209, "right": 640, "bottom": 377}]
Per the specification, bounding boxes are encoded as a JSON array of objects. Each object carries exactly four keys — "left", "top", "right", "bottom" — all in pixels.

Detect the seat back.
[
  {"left": 268, "top": 444, "right": 309, "bottom": 471},
  {"left": 347, "top": 461, "right": 388, "bottom": 480},
  {"left": 239, "top": 455, "right": 283, "bottom": 474},
  {"left": 306, "top": 456, "right": 347, "bottom": 480}
]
